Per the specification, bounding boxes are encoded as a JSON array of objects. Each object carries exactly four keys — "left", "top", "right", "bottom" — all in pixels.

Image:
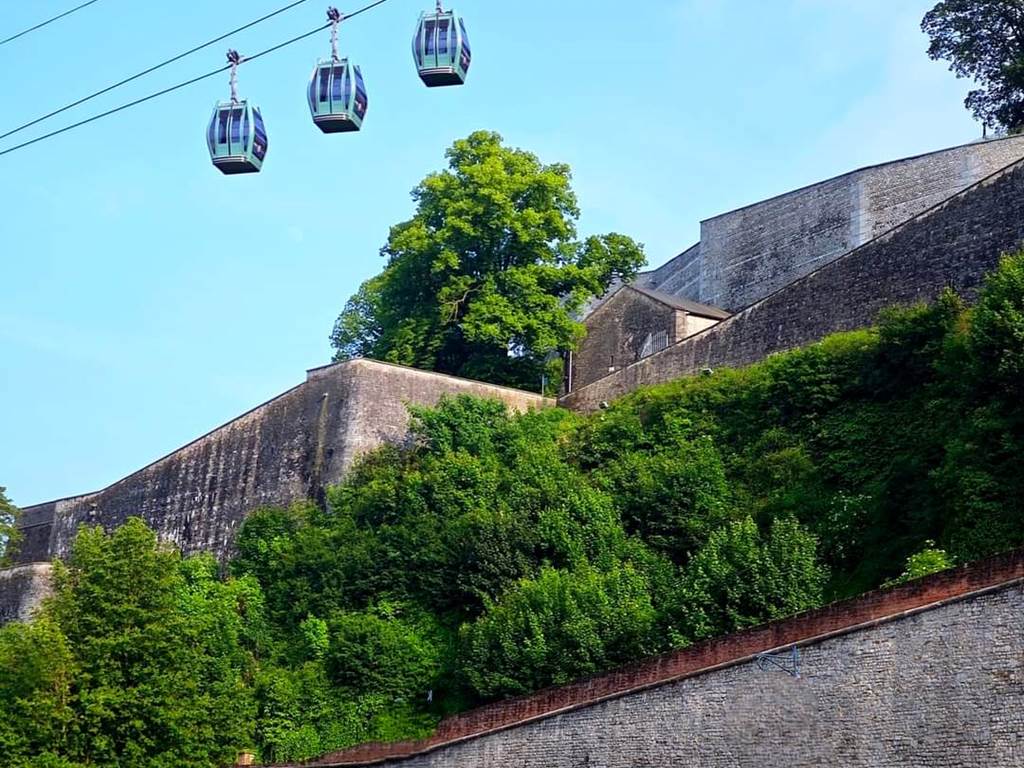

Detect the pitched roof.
[{"left": 626, "top": 284, "right": 731, "bottom": 319}]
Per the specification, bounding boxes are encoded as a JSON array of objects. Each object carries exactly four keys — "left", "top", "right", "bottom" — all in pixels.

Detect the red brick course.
[{"left": 273, "top": 548, "right": 1024, "bottom": 767}]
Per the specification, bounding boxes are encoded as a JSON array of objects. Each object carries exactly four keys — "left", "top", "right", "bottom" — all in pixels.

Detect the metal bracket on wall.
[{"left": 755, "top": 645, "right": 801, "bottom": 678}]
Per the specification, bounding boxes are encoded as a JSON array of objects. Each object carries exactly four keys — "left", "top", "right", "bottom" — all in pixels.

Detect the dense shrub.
[{"left": 459, "top": 564, "right": 658, "bottom": 698}]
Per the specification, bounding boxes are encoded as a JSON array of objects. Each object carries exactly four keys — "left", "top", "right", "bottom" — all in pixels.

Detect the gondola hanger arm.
[
  {"left": 226, "top": 49, "right": 243, "bottom": 103},
  {"left": 327, "top": 7, "right": 343, "bottom": 61}
]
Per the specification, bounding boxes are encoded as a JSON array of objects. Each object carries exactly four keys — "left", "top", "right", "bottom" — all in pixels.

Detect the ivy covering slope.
[{"left": 2, "top": 253, "right": 1023, "bottom": 766}]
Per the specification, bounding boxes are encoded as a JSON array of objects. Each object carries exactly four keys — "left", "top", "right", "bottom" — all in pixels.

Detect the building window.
[{"left": 639, "top": 330, "right": 669, "bottom": 359}]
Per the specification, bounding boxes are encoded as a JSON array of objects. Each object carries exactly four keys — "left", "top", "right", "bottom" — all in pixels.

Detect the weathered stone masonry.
[
  {"left": 562, "top": 156, "right": 1024, "bottom": 412},
  {"left": 571, "top": 285, "right": 728, "bottom": 391},
  {"left": 0, "top": 563, "right": 52, "bottom": 624},
  {"left": 637, "top": 134, "right": 1024, "bottom": 312},
  {"left": 276, "top": 549, "right": 1024, "bottom": 768},
  {"left": 13, "top": 360, "right": 550, "bottom": 566}
]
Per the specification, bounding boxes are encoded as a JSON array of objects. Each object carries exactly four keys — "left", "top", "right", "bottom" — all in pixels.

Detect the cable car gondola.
[
  {"left": 308, "top": 9, "right": 368, "bottom": 133},
  {"left": 207, "top": 50, "right": 268, "bottom": 174},
  {"left": 413, "top": 2, "right": 471, "bottom": 87}
]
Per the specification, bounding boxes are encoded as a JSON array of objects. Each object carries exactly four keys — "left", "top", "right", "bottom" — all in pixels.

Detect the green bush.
[
  {"left": 673, "top": 517, "right": 827, "bottom": 642},
  {"left": 884, "top": 541, "right": 954, "bottom": 587},
  {"left": 326, "top": 607, "right": 443, "bottom": 700},
  {"left": 459, "top": 564, "right": 657, "bottom": 698}
]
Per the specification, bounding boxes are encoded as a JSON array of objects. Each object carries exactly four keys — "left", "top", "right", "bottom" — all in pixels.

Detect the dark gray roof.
[{"left": 627, "top": 284, "right": 731, "bottom": 319}]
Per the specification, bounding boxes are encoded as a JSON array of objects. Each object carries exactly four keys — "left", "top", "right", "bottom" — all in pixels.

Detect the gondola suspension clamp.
[
  {"left": 227, "top": 49, "right": 242, "bottom": 104},
  {"left": 327, "top": 7, "right": 343, "bottom": 62}
]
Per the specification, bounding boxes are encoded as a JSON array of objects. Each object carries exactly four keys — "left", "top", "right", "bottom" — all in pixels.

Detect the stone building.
[
  {"left": 636, "top": 135, "right": 1024, "bottom": 312},
  {"left": 570, "top": 285, "right": 729, "bottom": 391}
]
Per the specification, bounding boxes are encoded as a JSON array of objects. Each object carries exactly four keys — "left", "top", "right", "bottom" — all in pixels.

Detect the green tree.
[
  {"left": 923, "top": 1, "right": 1024, "bottom": 132},
  {"left": 0, "top": 486, "right": 21, "bottom": 565},
  {"left": 318, "top": 397, "right": 628, "bottom": 618},
  {"left": 326, "top": 606, "right": 443, "bottom": 700},
  {"left": 969, "top": 250, "right": 1024, "bottom": 397},
  {"left": 0, "top": 618, "right": 75, "bottom": 765},
  {"left": 254, "top": 662, "right": 436, "bottom": 764},
  {"left": 593, "top": 437, "right": 735, "bottom": 564},
  {"left": 330, "top": 131, "right": 645, "bottom": 389},
  {"left": 934, "top": 251, "right": 1024, "bottom": 560},
  {"left": 459, "top": 564, "right": 657, "bottom": 699},
  {"left": 47, "top": 519, "right": 257, "bottom": 767},
  {"left": 675, "top": 517, "right": 826, "bottom": 642},
  {"left": 883, "top": 541, "right": 954, "bottom": 586}
]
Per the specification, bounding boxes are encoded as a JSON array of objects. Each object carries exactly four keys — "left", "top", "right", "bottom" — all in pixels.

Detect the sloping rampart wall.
[
  {"left": 13, "top": 360, "right": 550, "bottom": 564},
  {"left": 0, "top": 563, "right": 53, "bottom": 624},
  {"left": 561, "top": 158, "right": 1024, "bottom": 412},
  {"left": 637, "top": 135, "right": 1024, "bottom": 312}
]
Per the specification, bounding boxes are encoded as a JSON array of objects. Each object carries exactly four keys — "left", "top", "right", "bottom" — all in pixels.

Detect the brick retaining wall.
[{"left": 275, "top": 548, "right": 1024, "bottom": 767}]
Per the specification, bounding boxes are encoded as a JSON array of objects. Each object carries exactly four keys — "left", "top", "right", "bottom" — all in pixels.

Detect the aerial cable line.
[
  {"left": 0, "top": 0, "right": 315, "bottom": 143},
  {"left": 0, "top": 0, "right": 392, "bottom": 160},
  {"left": 0, "top": 0, "right": 103, "bottom": 48}
]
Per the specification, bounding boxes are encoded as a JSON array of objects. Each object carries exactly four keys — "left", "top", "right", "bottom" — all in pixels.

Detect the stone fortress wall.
[
  {"left": 562, "top": 153, "right": 1024, "bottom": 411},
  {"left": 635, "top": 134, "right": 1024, "bottom": 312},
  {"left": 274, "top": 550, "right": 1024, "bottom": 768},
  {"left": 0, "top": 563, "right": 53, "bottom": 625},
  {"left": 12, "top": 360, "right": 550, "bottom": 567},
  {"left": 571, "top": 286, "right": 728, "bottom": 391}
]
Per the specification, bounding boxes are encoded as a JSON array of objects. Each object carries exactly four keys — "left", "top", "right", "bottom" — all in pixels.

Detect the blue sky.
[{"left": 0, "top": 0, "right": 983, "bottom": 506}]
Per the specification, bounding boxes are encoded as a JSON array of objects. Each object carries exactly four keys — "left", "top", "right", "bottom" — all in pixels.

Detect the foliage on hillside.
[
  {"left": 4, "top": 252, "right": 1024, "bottom": 766},
  {"left": 329, "top": 131, "right": 645, "bottom": 391}
]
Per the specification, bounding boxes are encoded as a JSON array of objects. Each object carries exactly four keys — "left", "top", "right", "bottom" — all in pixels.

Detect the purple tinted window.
[
  {"left": 438, "top": 19, "right": 449, "bottom": 55},
  {"left": 319, "top": 66, "right": 330, "bottom": 102},
  {"left": 217, "top": 109, "right": 229, "bottom": 144},
  {"left": 252, "top": 108, "right": 267, "bottom": 161},
  {"left": 354, "top": 68, "right": 367, "bottom": 120},
  {"left": 425, "top": 20, "right": 436, "bottom": 55},
  {"left": 230, "top": 108, "right": 242, "bottom": 144},
  {"left": 332, "top": 65, "right": 345, "bottom": 103}
]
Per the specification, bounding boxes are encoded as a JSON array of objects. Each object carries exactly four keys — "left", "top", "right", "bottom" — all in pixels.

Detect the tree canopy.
[
  {"left": 923, "top": 0, "right": 1024, "bottom": 132},
  {"left": 0, "top": 519, "right": 263, "bottom": 767},
  {"left": 330, "top": 131, "right": 645, "bottom": 390}
]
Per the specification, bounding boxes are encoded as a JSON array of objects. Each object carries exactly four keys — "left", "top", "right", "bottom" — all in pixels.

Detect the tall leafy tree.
[
  {"left": 330, "top": 131, "right": 645, "bottom": 390},
  {"left": 36, "top": 520, "right": 259, "bottom": 767},
  {"left": 922, "top": 1, "right": 1024, "bottom": 132}
]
